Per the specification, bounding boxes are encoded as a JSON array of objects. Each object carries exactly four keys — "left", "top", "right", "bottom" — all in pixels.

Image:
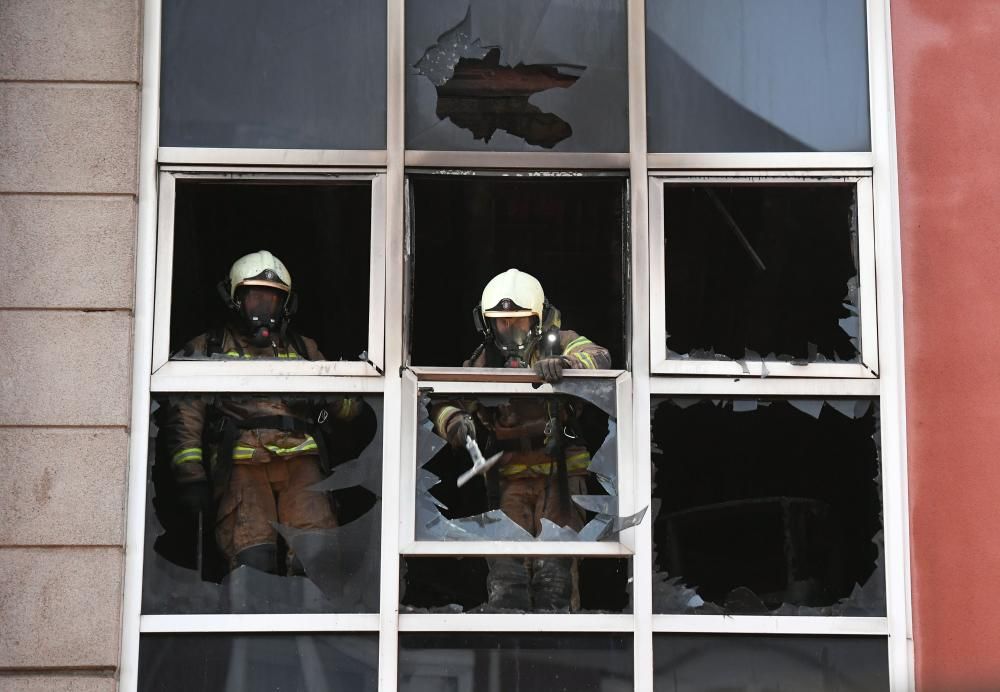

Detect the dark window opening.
[
  {"left": 143, "top": 394, "right": 382, "bottom": 614},
  {"left": 651, "top": 398, "right": 884, "bottom": 616},
  {"left": 663, "top": 184, "right": 861, "bottom": 364},
  {"left": 169, "top": 181, "right": 372, "bottom": 362},
  {"left": 653, "top": 635, "right": 889, "bottom": 691},
  {"left": 139, "top": 634, "right": 379, "bottom": 692},
  {"left": 400, "top": 557, "right": 631, "bottom": 614},
  {"left": 399, "top": 633, "right": 633, "bottom": 692},
  {"left": 408, "top": 175, "right": 629, "bottom": 368}
]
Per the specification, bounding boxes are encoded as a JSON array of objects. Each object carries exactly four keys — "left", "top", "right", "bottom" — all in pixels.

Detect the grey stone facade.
[{"left": 0, "top": 1, "right": 141, "bottom": 688}]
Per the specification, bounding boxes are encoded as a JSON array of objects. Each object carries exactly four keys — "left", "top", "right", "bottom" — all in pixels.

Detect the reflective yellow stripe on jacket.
[
  {"left": 171, "top": 447, "right": 203, "bottom": 466},
  {"left": 500, "top": 450, "right": 591, "bottom": 477},
  {"left": 231, "top": 435, "right": 319, "bottom": 461}
]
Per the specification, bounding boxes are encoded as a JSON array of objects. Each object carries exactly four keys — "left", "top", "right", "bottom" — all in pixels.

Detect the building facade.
[{"left": 1, "top": 1, "right": 998, "bottom": 690}]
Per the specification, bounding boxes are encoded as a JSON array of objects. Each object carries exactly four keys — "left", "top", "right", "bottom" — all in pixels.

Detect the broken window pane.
[
  {"left": 406, "top": 0, "right": 628, "bottom": 151},
  {"left": 139, "top": 634, "right": 378, "bottom": 691},
  {"left": 408, "top": 174, "right": 629, "bottom": 368},
  {"left": 416, "top": 383, "right": 641, "bottom": 544},
  {"left": 401, "top": 557, "right": 630, "bottom": 613},
  {"left": 651, "top": 398, "right": 884, "bottom": 616},
  {"left": 399, "top": 633, "right": 632, "bottom": 691},
  {"left": 653, "top": 635, "right": 889, "bottom": 691},
  {"left": 646, "top": 0, "right": 870, "bottom": 152},
  {"left": 160, "top": 0, "right": 386, "bottom": 149},
  {"left": 142, "top": 394, "right": 382, "bottom": 614},
  {"left": 169, "top": 180, "right": 372, "bottom": 363},
  {"left": 662, "top": 183, "right": 862, "bottom": 365}
]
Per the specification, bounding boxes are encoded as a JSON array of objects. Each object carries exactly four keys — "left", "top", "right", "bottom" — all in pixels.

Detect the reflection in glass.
[
  {"left": 139, "top": 634, "right": 378, "bottom": 692},
  {"left": 169, "top": 181, "right": 372, "bottom": 362},
  {"left": 406, "top": 0, "right": 628, "bottom": 151},
  {"left": 160, "top": 0, "right": 386, "bottom": 149},
  {"left": 142, "top": 395, "right": 382, "bottom": 614},
  {"left": 400, "top": 633, "right": 632, "bottom": 692},
  {"left": 651, "top": 398, "right": 885, "bottom": 616},
  {"left": 646, "top": 0, "right": 870, "bottom": 152},
  {"left": 662, "top": 184, "right": 861, "bottom": 364},
  {"left": 401, "top": 557, "right": 631, "bottom": 614},
  {"left": 653, "top": 635, "right": 889, "bottom": 691}
]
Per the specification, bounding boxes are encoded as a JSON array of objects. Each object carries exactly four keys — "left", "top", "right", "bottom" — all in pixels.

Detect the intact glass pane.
[
  {"left": 160, "top": 0, "right": 386, "bottom": 149},
  {"left": 662, "top": 183, "right": 862, "bottom": 365},
  {"left": 653, "top": 635, "right": 889, "bottom": 691},
  {"left": 406, "top": 0, "right": 628, "bottom": 151},
  {"left": 651, "top": 398, "right": 885, "bottom": 616},
  {"left": 139, "top": 634, "right": 378, "bottom": 691},
  {"left": 168, "top": 180, "right": 372, "bottom": 364},
  {"left": 142, "top": 394, "right": 382, "bottom": 614},
  {"left": 646, "top": 0, "right": 871, "bottom": 152},
  {"left": 400, "top": 633, "right": 632, "bottom": 691}
]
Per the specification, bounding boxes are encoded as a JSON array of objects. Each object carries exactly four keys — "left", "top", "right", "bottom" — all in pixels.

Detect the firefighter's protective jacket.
[
  {"left": 432, "top": 309, "right": 611, "bottom": 479},
  {"left": 164, "top": 326, "right": 360, "bottom": 485}
]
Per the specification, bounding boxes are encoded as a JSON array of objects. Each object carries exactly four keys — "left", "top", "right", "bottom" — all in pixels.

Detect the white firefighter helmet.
[
  {"left": 481, "top": 268, "right": 545, "bottom": 320},
  {"left": 228, "top": 250, "right": 292, "bottom": 301}
]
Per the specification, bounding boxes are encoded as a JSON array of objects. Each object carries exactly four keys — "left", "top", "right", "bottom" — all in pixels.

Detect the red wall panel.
[{"left": 892, "top": 1, "right": 1000, "bottom": 689}]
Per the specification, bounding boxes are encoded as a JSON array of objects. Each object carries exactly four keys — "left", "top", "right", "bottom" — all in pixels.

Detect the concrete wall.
[
  {"left": 892, "top": 1, "right": 1000, "bottom": 690},
  {"left": 0, "top": 1, "right": 140, "bottom": 689}
]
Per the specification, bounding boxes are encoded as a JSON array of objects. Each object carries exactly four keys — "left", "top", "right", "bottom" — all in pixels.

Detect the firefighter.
[
  {"left": 431, "top": 268, "right": 611, "bottom": 610},
  {"left": 162, "top": 250, "right": 361, "bottom": 575}
]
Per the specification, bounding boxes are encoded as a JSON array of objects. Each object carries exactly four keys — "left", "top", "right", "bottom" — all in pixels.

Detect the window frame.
[
  {"left": 150, "top": 168, "right": 388, "bottom": 381},
  {"left": 120, "top": 0, "right": 913, "bottom": 690},
  {"left": 647, "top": 170, "right": 880, "bottom": 378}
]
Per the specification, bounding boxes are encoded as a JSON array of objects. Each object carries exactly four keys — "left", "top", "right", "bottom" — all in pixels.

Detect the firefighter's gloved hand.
[
  {"left": 535, "top": 356, "right": 572, "bottom": 383},
  {"left": 176, "top": 481, "right": 212, "bottom": 516},
  {"left": 445, "top": 413, "right": 476, "bottom": 448}
]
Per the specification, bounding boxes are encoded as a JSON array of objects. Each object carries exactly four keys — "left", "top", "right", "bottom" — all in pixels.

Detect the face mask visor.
[{"left": 235, "top": 285, "right": 287, "bottom": 345}]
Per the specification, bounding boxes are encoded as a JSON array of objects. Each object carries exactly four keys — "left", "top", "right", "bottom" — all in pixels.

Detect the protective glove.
[
  {"left": 445, "top": 413, "right": 476, "bottom": 448},
  {"left": 176, "top": 481, "right": 212, "bottom": 516},
  {"left": 534, "top": 356, "right": 572, "bottom": 383}
]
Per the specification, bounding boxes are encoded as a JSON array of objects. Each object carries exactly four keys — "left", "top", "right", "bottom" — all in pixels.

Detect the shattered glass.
[
  {"left": 167, "top": 181, "right": 373, "bottom": 363},
  {"left": 406, "top": 0, "right": 628, "bottom": 151},
  {"left": 416, "top": 385, "right": 642, "bottom": 542},
  {"left": 646, "top": 0, "right": 870, "bottom": 152},
  {"left": 651, "top": 397, "right": 885, "bottom": 616},
  {"left": 653, "top": 635, "right": 889, "bottom": 691},
  {"left": 399, "top": 633, "right": 633, "bottom": 691},
  {"left": 139, "top": 634, "right": 378, "bottom": 691},
  {"left": 160, "top": 0, "right": 386, "bottom": 149},
  {"left": 400, "top": 557, "right": 631, "bottom": 614},
  {"left": 142, "top": 394, "right": 382, "bottom": 614},
  {"left": 662, "top": 184, "right": 865, "bottom": 366}
]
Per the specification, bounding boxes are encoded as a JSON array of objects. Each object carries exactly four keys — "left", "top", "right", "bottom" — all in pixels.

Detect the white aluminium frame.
[
  {"left": 149, "top": 168, "right": 388, "bottom": 381},
  {"left": 647, "top": 172, "right": 880, "bottom": 379},
  {"left": 121, "top": 0, "right": 912, "bottom": 690},
  {"left": 398, "top": 369, "right": 636, "bottom": 556}
]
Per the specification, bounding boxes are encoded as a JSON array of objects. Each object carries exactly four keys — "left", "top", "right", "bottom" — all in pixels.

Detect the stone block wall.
[{"left": 0, "top": 1, "right": 141, "bottom": 689}]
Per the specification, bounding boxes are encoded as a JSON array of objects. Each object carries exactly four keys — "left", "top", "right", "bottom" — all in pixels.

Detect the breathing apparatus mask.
[
  {"left": 219, "top": 251, "right": 296, "bottom": 348},
  {"left": 234, "top": 285, "right": 288, "bottom": 346}
]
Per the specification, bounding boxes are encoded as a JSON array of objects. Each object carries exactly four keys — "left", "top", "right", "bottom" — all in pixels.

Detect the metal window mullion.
[
  {"left": 646, "top": 152, "right": 875, "bottom": 170},
  {"left": 399, "top": 614, "right": 635, "bottom": 633},
  {"left": 648, "top": 376, "right": 880, "bottom": 398},
  {"left": 867, "top": 0, "right": 915, "bottom": 689},
  {"left": 140, "top": 614, "right": 381, "bottom": 633},
  {"left": 157, "top": 146, "right": 389, "bottom": 167},
  {"left": 403, "top": 150, "right": 630, "bottom": 170},
  {"left": 628, "top": 0, "right": 654, "bottom": 688},
  {"left": 399, "top": 542, "right": 632, "bottom": 557},
  {"left": 149, "top": 373, "right": 388, "bottom": 394},
  {"left": 367, "top": 174, "right": 389, "bottom": 373},
  {"left": 651, "top": 615, "right": 889, "bottom": 637},
  {"left": 118, "top": 0, "right": 163, "bottom": 688},
  {"left": 150, "top": 172, "right": 176, "bottom": 372},
  {"left": 379, "top": 0, "right": 406, "bottom": 689}
]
